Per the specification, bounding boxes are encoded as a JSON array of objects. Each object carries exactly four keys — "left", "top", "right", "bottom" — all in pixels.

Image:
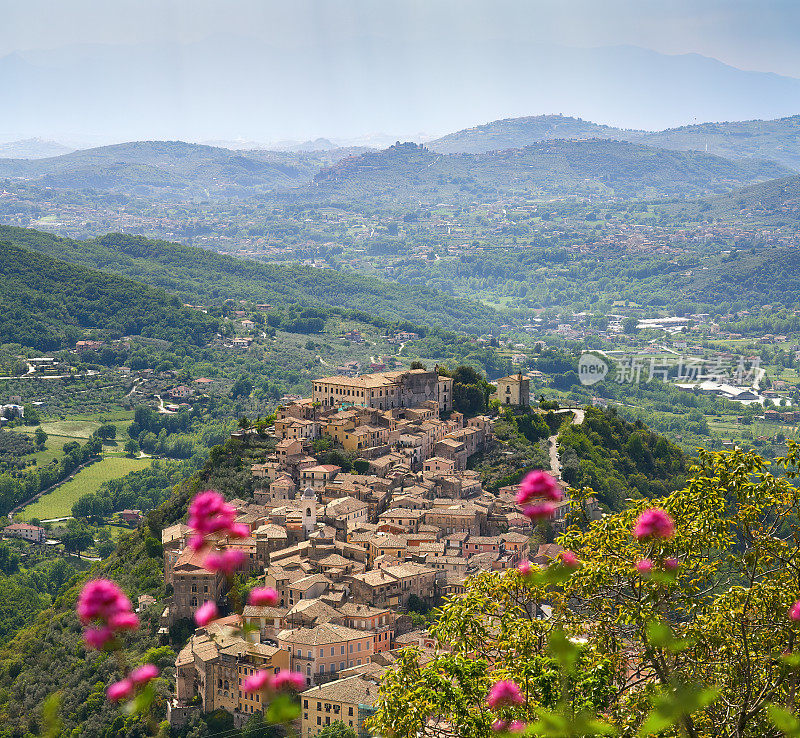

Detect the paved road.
[{"left": 547, "top": 407, "right": 585, "bottom": 479}]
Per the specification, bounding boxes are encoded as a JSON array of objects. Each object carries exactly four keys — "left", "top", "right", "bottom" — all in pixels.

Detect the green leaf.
[
  {"left": 124, "top": 683, "right": 155, "bottom": 716},
  {"left": 266, "top": 693, "right": 302, "bottom": 724},
  {"left": 646, "top": 620, "right": 691, "bottom": 652},
  {"left": 767, "top": 704, "right": 800, "bottom": 737},
  {"left": 638, "top": 683, "right": 718, "bottom": 736},
  {"left": 529, "top": 706, "right": 617, "bottom": 737},
  {"left": 547, "top": 627, "right": 580, "bottom": 675}
]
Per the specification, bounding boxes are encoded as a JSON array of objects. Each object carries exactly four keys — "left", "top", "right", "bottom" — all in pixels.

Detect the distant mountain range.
[
  {"left": 0, "top": 138, "right": 74, "bottom": 159},
  {"left": 0, "top": 141, "right": 369, "bottom": 198},
  {"left": 308, "top": 140, "right": 789, "bottom": 203},
  {"left": 429, "top": 114, "right": 800, "bottom": 171},
  {"left": 0, "top": 136, "right": 789, "bottom": 204},
  {"left": 3, "top": 37, "right": 800, "bottom": 142}
]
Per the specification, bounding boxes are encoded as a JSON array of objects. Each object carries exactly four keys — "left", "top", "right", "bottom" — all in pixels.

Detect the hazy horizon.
[{"left": 3, "top": 0, "right": 800, "bottom": 146}]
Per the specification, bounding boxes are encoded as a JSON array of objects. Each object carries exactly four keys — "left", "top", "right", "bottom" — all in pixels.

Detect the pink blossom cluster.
[
  {"left": 492, "top": 720, "right": 526, "bottom": 733},
  {"left": 633, "top": 508, "right": 674, "bottom": 540},
  {"left": 486, "top": 679, "right": 525, "bottom": 709},
  {"left": 242, "top": 669, "right": 306, "bottom": 693},
  {"left": 187, "top": 490, "right": 249, "bottom": 550},
  {"left": 187, "top": 490, "right": 250, "bottom": 574},
  {"left": 249, "top": 587, "right": 279, "bottom": 606},
  {"left": 516, "top": 470, "right": 562, "bottom": 521},
  {"left": 77, "top": 579, "right": 139, "bottom": 650},
  {"left": 107, "top": 664, "right": 160, "bottom": 702},
  {"left": 195, "top": 600, "right": 219, "bottom": 627}
]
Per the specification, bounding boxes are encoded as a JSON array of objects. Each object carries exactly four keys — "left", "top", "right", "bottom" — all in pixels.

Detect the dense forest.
[
  {"left": 309, "top": 140, "right": 789, "bottom": 203},
  {"left": 558, "top": 406, "right": 689, "bottom": 511},
  {"left": 0, "top": 243, "right": 219, "bottom": 350},
  {"left": 0, "top": 226, "right": 502, "bottom": 334}
]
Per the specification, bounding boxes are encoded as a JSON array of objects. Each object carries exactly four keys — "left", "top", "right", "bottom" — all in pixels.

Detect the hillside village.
[{"left": 161, "top": 367, "right": 585, "bottom": 734}]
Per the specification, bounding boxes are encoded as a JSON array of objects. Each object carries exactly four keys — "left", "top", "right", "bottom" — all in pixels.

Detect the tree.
[
  {"left": 34, "top": 427, "right": 47, "bottom": 449},
  {"left": 124, "top": 439, "right": 140, "bottom": 457},
  {"left": 410, "top": 361, "right": 427, "bottom": 370},
  {"left": 316, "top": 721, "right": 357, "bottom": 738},
  {"left": 61, "top": 520, "right": 94, "bottom": 557},
  {"left": 231, "top": 376, "right": 253, "bottom": 399},
  {"left": 95, "top": 423, "right": 117, "bottom": 441},
  {"left": 369, "top": 446, "right": 800, "bottom": 738}
]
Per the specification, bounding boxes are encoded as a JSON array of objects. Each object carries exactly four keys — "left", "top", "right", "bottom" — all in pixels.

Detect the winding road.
[{"left": 547, "top": 407, "right": 584, "bottom": 480}]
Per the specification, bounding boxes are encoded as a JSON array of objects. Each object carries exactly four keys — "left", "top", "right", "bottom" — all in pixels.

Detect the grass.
[
  {"left": 36, "top": 419, "right": 101, "bottom": 439},
  {"left": 18, "top": 455, "right": 151, "bottom": 521}
]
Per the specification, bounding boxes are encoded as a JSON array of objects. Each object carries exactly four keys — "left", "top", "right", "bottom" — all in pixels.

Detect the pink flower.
[
  {"left": 249, "top": 587, "right": 279, "bottom": 606},
  {"left": 509, "top": 721, "right": 526, "bottom": 733},
  {"left": 188, "top": 490, "right": 237, "bottom": 537},
  {"left": 77, "top": 579, "right": 131, "bottom": 626},
  {"left": 790, "top": 601, "right": 800, "bottom": 622},
  {"left": 195, "top": 600, "right": 218, "bottom": 627},
  {"left": 636, "top": 558, "right": 653, "bottom": 574},
  {"left": 188, "top": 534, "right": 205, "bottom": 551},
  {"left": 84, "top": 626, "right": 114, "bottom": 650},
  {"left": 633, "top": 508, "right": 674, "bottom": 540},
  {"left": 204, "top": 549, "right": 245, "bottom": 575},
  {"left": 130, "top": 664, "right": 159, "bottom": 685},
  {"left": 522, "top": 502, "right": 556, "bottom": 521},
  {"left": 109, "top": 612, "right": 139, "bottom": 631},
  {"left": 492, "top": 720, "right": 507, "bottom": 732},
  {"left": 664, "top": 557, "right": 679, "bottom": 572},
  {"left": 560, "top": 551, "right": 580, "bottom": 568},
  {"left": 517, "top": 560, "right": 532, "bottom": 576},
  {"left": 227, "top": 523, "right": 251, "bottom": 538},
  {"left": 107, "top": 679, "right": 134, "bottom": 702},
  {"left": 487, "top": 679, "right": 524, "bottom": 709},
  {"left": 242, "top": 669, "right": 271, "bottom": 692},
  {"left": 272, "top": 670, "right": 306, "bottom": 691},
  {"left": 517, "top": 470, "right": 562, "bottom": 506}
]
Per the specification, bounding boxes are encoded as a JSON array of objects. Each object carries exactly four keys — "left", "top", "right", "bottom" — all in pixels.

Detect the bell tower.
[{"left": 302, "top": 486, "right": 317, "bottom": 536}]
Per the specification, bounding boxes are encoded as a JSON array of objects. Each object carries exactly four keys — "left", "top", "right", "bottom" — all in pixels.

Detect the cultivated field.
[{"left": 18, "top": 455, "right": 151, "bottom": 520}]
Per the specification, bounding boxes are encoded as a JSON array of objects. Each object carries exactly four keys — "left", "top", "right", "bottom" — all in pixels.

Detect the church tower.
[{"left": 302, "top": 486, "right": 317, "bottom": 536}]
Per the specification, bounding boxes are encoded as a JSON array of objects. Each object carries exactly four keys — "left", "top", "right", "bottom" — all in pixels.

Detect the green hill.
[
  {"left": 0, "top": 225, "right": 502, "bottom": 334},
  {"left": 0, "top": 243, "right": 219, "bottom": 350},
  {"left": 641, "top": 116, "right": 800, "bottom": 170},
  {"left": 428, "top": 114, "right": 640, "bottom": 154},
  {"left": 0, "top": 141, "right": 366, "bottom": 198},
  {"left": 309, "top": 140, "right": 789, "bottom": 203},
  {"left": 429, "top": 113, "right": 800, "bottom": 171}
]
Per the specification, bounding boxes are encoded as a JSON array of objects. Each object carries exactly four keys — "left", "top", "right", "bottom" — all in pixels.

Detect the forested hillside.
[
  {"left": 0, "top": 435, "right": 268, "bottom": 738},
  {"left": 0, "top": 243, "right": 219, "bottom": 350},
  {"left": 0, "top": 226, "right": 501, "bottom": 333},
  {"left": 559, "top": 406, "right": 688, "bottom": 511},
  {"left": 429, "top": 113, "right": 800, "bottom": 171},
  {"left": 309, "top": 140, "right": 789, "bottom": 203},
  {"left": 428, "top": 114, "right": 639, "bottom": 153},
  {"left": 0, "top": 141, "right": 368, "bottom": 198}
]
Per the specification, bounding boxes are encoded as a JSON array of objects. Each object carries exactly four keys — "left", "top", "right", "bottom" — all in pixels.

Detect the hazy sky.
[
  {"left": 4, "top": 0, "right": 800, "bottom": 77},
  {"left": 2, "top": 0, "right": 800, "bottom": 143}
]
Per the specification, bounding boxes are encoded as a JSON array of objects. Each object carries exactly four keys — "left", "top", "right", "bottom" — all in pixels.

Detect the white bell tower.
[{"left": 302, "top": 486, "right": 317, "bottom": 536}]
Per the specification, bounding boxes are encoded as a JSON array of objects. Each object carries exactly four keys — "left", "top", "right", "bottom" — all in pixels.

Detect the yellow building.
[
  {"left": 301, "top": 674, "right": 380, "bottom": 738},
  {"left": 495, "top": 373, "right": 530, "bottom": 407},
  {"left": 312, "top": 369, "right": 452, "bottom": 413}
]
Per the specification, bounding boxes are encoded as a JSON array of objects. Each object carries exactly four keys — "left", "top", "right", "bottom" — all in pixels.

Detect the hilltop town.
[{"left": 161, "top": 367, "right": 585, "bottom": 734}]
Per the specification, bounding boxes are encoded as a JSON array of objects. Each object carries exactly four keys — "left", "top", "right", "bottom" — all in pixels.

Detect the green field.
[
  {"left": 18, "top": 455, "right": 151, "bottom": 521},
  {"left": 36, "top": 419, "right": 101, "bottom": 439}
]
